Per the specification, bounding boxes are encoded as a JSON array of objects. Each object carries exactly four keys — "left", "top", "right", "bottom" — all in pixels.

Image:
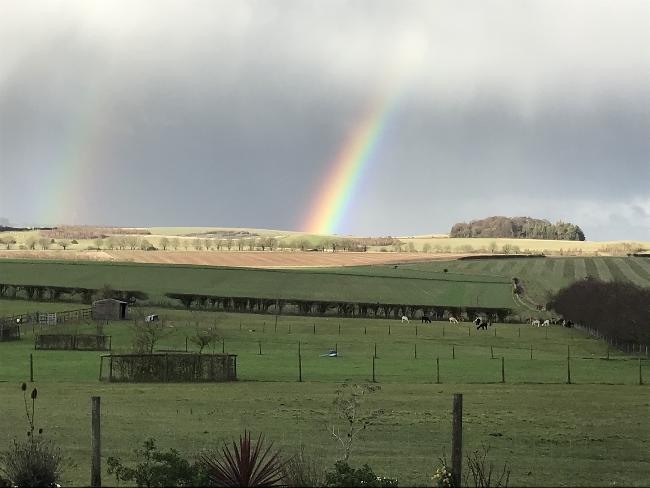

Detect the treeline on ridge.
[{"left": 450, "top": 216, "right": 585, "bottom": 241}]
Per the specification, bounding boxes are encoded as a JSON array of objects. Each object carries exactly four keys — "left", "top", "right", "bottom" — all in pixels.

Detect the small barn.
[{"left": 92, "top": 299, "right": 128, "bottom": 321}]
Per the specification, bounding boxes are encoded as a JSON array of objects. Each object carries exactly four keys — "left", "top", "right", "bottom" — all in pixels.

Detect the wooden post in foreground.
[
  {"left": 91, "top": 396, "right": 101, "bottom": 487},
  {"left": 29, "top": 353, "right": 33, "bottom": 382},
  {"left": 501, "top": 357, "right": 505, "bottom": 383},
  {"left": 451, "top": 394, "right": 463, "bottom": 488},
  {"left": 298, "top": 341, "right": 302, "bottom": 383}
]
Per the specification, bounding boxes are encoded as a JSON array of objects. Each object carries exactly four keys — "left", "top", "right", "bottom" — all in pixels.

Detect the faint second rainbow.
[{"left": 303, "top": 84, "right": 404, "bottom": 235}]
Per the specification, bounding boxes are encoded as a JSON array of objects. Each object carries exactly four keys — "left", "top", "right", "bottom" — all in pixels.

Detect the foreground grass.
[{"left": 1, "top": 303, "right": 649, "bottom": 486}]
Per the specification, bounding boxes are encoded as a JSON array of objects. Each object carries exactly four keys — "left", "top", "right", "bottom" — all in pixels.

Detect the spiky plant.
[{"left": 200, "top": 431, "right": 286, "bottom": 487}]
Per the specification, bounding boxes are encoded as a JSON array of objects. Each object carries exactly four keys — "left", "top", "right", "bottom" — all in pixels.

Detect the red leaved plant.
[{"left": 200, "top": 431, "right": 287, "bottom": 487}]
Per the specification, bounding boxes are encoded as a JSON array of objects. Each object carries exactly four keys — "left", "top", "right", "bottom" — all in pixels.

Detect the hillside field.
[
  {"left": 0, "top": 302, "right": 648, "bottom": 486},
  {"left": 1, "top": 256, "right": 650, "bottom": 314},
  {"left": 0, "top": 259, "right": 515, "bottom": 310}
]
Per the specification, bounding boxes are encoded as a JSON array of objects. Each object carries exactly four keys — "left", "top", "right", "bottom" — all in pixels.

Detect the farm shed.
[{"left": 92, "top": 299, "right": 128, "bottom": 320}]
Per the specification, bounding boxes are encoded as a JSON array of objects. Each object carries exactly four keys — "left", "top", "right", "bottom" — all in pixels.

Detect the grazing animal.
[
  {"left": 473, "top": 317, "right": 481, "bottom": 327},
  {"left": 542, "top": 319, "right": 550, "bottom": 327},
  {"left": 477, "top": 320, "right": 489, "bottom": 330},
  {"left": 449, "top": 316, "right": 459, "bottom": 324},
  {"left": 15, "top": 317, "right": 22, "bottom": 324},
  {"left": 401, "top": 315, "right": 409, "bottom": 323},
  {"left": 421, "top": 316, "right": 432, "bottom": 324},
  {"left": 531, "top": 319, "right": 541, "bottom": 327},
  {"left": 562, "top": 320, "right": 574, "bottom": 328},
  {"left": 145, "top": 314, "right": 159, "bottom": 322}
]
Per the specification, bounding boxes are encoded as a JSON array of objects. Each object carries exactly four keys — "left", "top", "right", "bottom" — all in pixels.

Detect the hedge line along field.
[
  {"left": 0, "top": 303, "right": 649, "bottom": 486},
  {"left": 0, "top": 259, "right": 515, "bottom": 309}
]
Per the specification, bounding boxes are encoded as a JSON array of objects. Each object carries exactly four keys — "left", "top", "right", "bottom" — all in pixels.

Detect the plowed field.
[{"left": 0, "top": 250, "right": 466, "bottom": 267}]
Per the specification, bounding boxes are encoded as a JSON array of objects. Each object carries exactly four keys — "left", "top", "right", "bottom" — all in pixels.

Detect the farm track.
[{"left": 0, "top": 250, "right": 469, "bottom": 268}]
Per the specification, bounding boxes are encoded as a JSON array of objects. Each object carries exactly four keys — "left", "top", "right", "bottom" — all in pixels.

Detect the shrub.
[
  {"left": 464, "top": 445, "right": 510, "bottom": 488},
  {"left": 106, "top": 438, "right": 208, "bottom": 487},
  {"left": 282, "top": 445, "right": 326, "bottom": 487},
  {"left": 324, "top": 461, "right": 398, "bottom": 487},
  {"left": 0, "top": 384, "right": 65, "bottom": 488},
  {"left": 200, "top": 431, "right": 286, "bottom": 487}
]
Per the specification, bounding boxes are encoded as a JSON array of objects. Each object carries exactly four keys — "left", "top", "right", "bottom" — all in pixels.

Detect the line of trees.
[
  {"left": 550, "top": 277, "right": 650, "bottom": 345},
  {"left": 165, "top": 292, "right": 512, "bottom": 322},
  {"left": 0, "top": 283, "right": 147, "bottom": 304},
  {"left": 450, "top": 216, "right": 585, "bottom": 241}
]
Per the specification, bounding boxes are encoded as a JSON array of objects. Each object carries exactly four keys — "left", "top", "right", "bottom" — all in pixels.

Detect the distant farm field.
[
  {"left": 0, "top": 304, "right": 648, "bottom": 487},
  {"left": 0, "top": 249, "right": 460, "bottom": 267},
  {"left": 0, "top": 259, "right": 514, "bottom": 309}
]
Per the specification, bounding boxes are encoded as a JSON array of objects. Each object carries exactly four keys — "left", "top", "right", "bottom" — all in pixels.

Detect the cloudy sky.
[{"left": 1, "top": 0, "right": 649, "bottom": 240}]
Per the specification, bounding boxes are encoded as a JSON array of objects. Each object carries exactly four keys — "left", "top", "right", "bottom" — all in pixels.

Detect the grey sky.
[{"left": 1, "top": 0, "right": 649, "bottom": 239}]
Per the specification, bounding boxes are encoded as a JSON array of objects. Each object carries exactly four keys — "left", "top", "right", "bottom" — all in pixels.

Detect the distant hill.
[{"left": 450, "top": 216, "right": 585, "bottom": 241}]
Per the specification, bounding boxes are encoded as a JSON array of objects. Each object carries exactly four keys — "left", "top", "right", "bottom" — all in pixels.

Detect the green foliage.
[
  {"left": 106, "top": 438, "right": 208, "bottom": 487},
  {"left": 450, "top": 217, "right": 585, "bottom": 241},
  {"left": 324, "top": 461, "right": 398, "bottom": 487},
  {"left": 200, "top": 431, "right": 286, "bottom": 487}
]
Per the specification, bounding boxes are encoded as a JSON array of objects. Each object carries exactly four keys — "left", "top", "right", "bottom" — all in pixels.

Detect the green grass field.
[
  {"left": 1, "top": 301, "right": 649, "bottom": 486},
  {"left": 0, "top": 259, "right": 515, "bottom": 309}
]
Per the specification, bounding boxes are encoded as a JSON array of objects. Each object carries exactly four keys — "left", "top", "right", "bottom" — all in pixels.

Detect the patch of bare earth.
[
  {"left": 0, "top": 250, "right": 469, "bottom": 267},
  {"left": 0, "top": 250, "right": 116, "bottom": 261}
]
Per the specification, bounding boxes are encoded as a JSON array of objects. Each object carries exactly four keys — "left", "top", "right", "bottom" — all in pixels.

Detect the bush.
[
  {"left": 325, "top": 461, "right": 398, "bottom": 487},
  {"left": 1, "top": 437, "right": 63, "bottom": 488},
  {"left": 106, "top": 438, "right": 209, "bottom": 487},
  {"left": 0, "top": 384, "right": 65, "bottom": 488},
  {"left": 200, "top": 431, "right": 286, "bottom": 487},
  {"left": 282, "top": 445, "right": 326, "bottom": 487}
]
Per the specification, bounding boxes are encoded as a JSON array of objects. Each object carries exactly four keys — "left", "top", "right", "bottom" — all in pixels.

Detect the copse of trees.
[
  {"left": 550, "top": 277, "right": 650, "bottom": 345},
  {"left": 450, "top": 216, "right": 585, "bottom": 241}
]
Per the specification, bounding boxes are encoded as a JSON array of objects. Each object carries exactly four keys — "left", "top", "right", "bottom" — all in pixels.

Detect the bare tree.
[
  {"left": 105, "top": 236, "right": 117, "bottom": 249},
  {"left": 170, "top": 237, "right": 180, "bottom": 250},
  {"left": 38, "top": 237, "right": 50, "bottom": 250},
  {"left": 329, "top": 384, "right": 383, "bottom": 462},
  {"left": 159, "top": 237, "right": 170, "bottom": 250},
  {"left": 182, "top": 239, "right": 190, "bottom": 250},
  {"left": 203, "top": 238, "right": 212, "bottom": 250},
  {"left": 94, "top": 238, "right": 104, "bottom": 250},
  {"left": 226, "top": 238, "right": 233, "bottom": 250},
  {"left": 132, "top": 318, "right": 169, "bottom": 354},
  {"left": 25, "top": 236, "right": 37, "bottom": 250},
  {"left": 248, "top": 239, "right": 256, "bottom": 251},
  {"left": 58, "top": 239, "right": 71, "bottom": 250},
  {"left": 422, "top": 243, "right": 432, "bottom": 253},
  {"left": 125, "top": 236, "right": 139, "bottom": 250},
  {"left": 189, "top": 326, "right": 221, "bottom": 354},
  {"left": 192, "top": 238, "right": 203, "bottom": 250},
  {"left": 236, "top": 239, "right": 244, "bottom": 251}
]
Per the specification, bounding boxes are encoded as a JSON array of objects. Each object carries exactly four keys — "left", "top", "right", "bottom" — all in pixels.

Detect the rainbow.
[{"left": 303, "top": 85, "right": 403, "bottom": 235}]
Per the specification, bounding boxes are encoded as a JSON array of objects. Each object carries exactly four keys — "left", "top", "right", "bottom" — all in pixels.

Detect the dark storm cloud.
[{"left": 1, "top": 0, "right": 649, "bottom": 239}]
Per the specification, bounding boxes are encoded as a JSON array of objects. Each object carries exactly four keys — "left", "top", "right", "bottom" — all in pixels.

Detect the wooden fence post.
[
  {"left": 30, "top": 353, "right": 33, "bottom": 382},
  {"left": 416, "top": 325, "right": 418, "bottom": 336},
  {"left": 338, "top": 323, "right": 341, "bottom": 335},
  {"left": 567, "top": 357, "right": 571, "bottom": 384},
  {"left": 185, "top": 336, "right": 188, "bottom": 352},
  {"left": 91, "top": 396, "right": 101, "bottom": 487},
  {"left": 451, "top": 394, "right": 463, "bottom": 488},
  {"left": 452, "top": 345, "right": 455, "bottom": 359},
  {"left": 414, "top": 343, "right": 417, "bottom": 359},
  {"left": 372, "top": 356, "right": 376, "bottom": 383},
  {"left": 494, "top": 327, "right": 497, "bottom": 337},
  {"left": 518, "top": 327, "right": 521, "bottom": 338},
  {"left": 298, "top": 341, "right": 302, "bottom": 382},
  {"left": 374, "top": 343, "right": 377, "bottom": 359},
  {"left": 436, "top": 357, "right": 440, "bottom": 384},
  {"left": 443, "top": 325, "right": 445, "bottom": 337},
  {"left": 388, "top": 324, "right": 391, "bottom": 335},
  {"left": 490, "top": 346, "right": 494, "bottom": 359},
  {"left": 530, "top": 344, "right": 533, "bottom": 360},
  {"left": 313, "top": 323, "right": 316, "bottom": 335},
  {"left": 501, "top": 357, "right": 505, "bottom": 383},
  {"left": 639, "top": 358, "right": 643, "bottom": 386},
  {"left": 275, "top": 315, "right": 278, "bottom": 332},
  {"left": 222, "top": 339, "right": 225, "bottom": 354},
  {"left": 258, "top": 341, "right": 262, "bottom": 355},
  {"left": 364, "top": 326, "right": 367, "bottom": 335}
]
